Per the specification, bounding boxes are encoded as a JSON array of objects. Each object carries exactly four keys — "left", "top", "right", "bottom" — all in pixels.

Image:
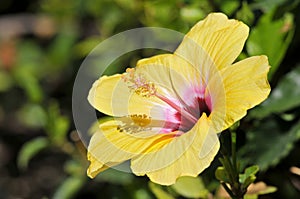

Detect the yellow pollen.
[
  {"left": 130, "top": 114, "right": 152, "bottom": 127},
  {"left": 116, "top": 114, "right": 153, "bottom": 134},
  {"left": 122, "top": 68, "right": 157, "bottom": 97}
]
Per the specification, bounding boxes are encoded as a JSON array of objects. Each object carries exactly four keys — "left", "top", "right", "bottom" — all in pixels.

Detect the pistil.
[
  {"left": 155, "top": 92, "right": 198, "bottom": 124},
  {"left": 122, "top": 68, "right": 198, "bottom": 127}
]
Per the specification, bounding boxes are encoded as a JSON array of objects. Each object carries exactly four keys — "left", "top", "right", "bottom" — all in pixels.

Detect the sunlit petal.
[
  {"left": 88, "top": 74, "right": 171, "bottom": 120},
  {"left": 87, "top": 119, "right": 180, "bottom": 178},
  {"left": 175, "top": 13, "right": 249, "bottom": 70},
  {"left": 131, "top": 114, "right": 220, "bottom": 185},
  {"left": 87, "top": 152, "right": 113, "bottom": 178},
  {"left": 213, "top": 56, "right": 271, "bottom": 129}
]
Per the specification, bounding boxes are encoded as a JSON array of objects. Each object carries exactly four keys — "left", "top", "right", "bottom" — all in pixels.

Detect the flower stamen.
[
  {"left": 117, "top": 114, "right": 153, "bottom": 134},
  {"left": 122, "top": 68, "right": 198, "bottom": 126},
  {"left": 130, "top": 114, "right": 152, "bottom": 127},
  {"left": 122, "top": 68, "right": 157, "bottom": 97}
]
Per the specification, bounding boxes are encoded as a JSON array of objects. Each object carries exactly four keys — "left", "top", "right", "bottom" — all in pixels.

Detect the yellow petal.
[
  {"left": 131, "top": 114, "right": 220, "bottom": 185},
  {"left": 87, "top": 119, "right": 178, "bottom": 178},
  {"left": 136, "top": 54, "right": 204, "bottom": 99},
  {"left": 175, "top": 13, "right": 249, "bottom": 70},
  {"left": 136, "top": 53, "right": 218, "bottom": 118},
  {"left": 87, "top": 152, "right": 109, "bottom": 178},
  {"left": 136, "top": 53, "right": 203, "bottom": 88},
  {"left": 218, "top": 55, "right": 270, "bottom": 129},
  {"left": 88, "top": 74, "right": 169, "bottom": 119},
  {"left": 88, "top": 74, "right": 125, "bottom": 116},
  {"left": 87, "top": 152, "right": 122, "bottom": 178}
]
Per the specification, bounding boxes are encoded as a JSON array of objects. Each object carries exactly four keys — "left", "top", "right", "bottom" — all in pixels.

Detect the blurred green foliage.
[{"left": 0, "top": 0, "right": 300, "bottom": 198}]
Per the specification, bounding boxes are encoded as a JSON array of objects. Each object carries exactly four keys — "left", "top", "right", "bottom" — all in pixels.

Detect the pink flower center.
[
  {"left": 122, "top": 68, "right": 212, "bottom": 134},
  {"left": 161, "top": 90, "right": 211, "bottom": 133}
]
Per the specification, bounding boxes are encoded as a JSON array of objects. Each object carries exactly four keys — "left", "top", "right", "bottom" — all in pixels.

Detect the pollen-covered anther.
[
  {"left": 122, "top": 68, "right": 157, "bottom": 97},
  {"left": 116, "top": 125, "right": 124, "bottom": 133},
  {"left": 117, "top": 114, "right": 152, "bottom": 134},
  {"left": 130, "top": 114, "right": 152, "bottom": 127}
]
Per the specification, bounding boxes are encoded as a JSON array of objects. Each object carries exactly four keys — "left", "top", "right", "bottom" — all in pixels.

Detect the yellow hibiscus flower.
[{"left": 86, "top": 13, "right": 271, "bottom": 185}]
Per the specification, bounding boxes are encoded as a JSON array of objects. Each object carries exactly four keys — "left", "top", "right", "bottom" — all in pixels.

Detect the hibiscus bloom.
[{"left": 87, "top": 13, "right": 270, "bottom": 185}]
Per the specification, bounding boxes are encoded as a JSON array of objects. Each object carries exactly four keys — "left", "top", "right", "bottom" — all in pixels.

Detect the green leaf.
[
  {"left": 47, "top": 29, "right": 78, "bottom": 71},
  {"left": 15, "top": 40, "right": 49, "bottom": 80},
  {"left": 134, "top": 189, "right": 152, "bottom": 199},
  {"left": 17, "top": 103, "right": 47, "bottom": 128},
  {"left": 180, "top": 7, "right": 205, "bottom": 23},
  {"left": 239, "top": 165, "right": 259, "bottom": 190},
  {"left": 142, "top": 1, "right": 182, "bottom": 29},
  {"left": 251, "top": 0, "right": 291, "bottom": 12},
  {"left": 242, "top": 175, "right": 257, "bottom": 190},
  {"left": 17, "top": 137, "right": 49, "bottom": 170},
  {"left": 240, "top": 119, "right": 300, "bottom": 171},
  {"left": 250, "top": 66, "right": 300, "bottom": 119},
  {"left": 215, "top": 167, "right": 231, "bottom": 183},
  {"left": 171, "top": 176, "right": 209, "bottom": 198},
  {"left": 13, "top": 65, "right": 44, "bottom": 102},
  {"left": 246, "top": 11, "right": 294, "bottom": 79},
  {"left": 16, "top": 41, "right": 44, "bottom": 76},
  {"left": 149, "top": 182, "right": 175, "bottom": 199},
  {"left": 96, "top": 168, "right": 134, "bottom": 185},
  {"left": 244, "top": 194, "right": 258, "bottom": 199},
  {"left": 236, "top": 1, "right": 255, "bottom": 25},
  {"left": 74, "top": 36, "right": 102, "bottom": 57},
  {"left": 114, "top": 0, "right": 139, "bottom": 11},
  {"left": 64, "top": 160, "right": 83, "bottom": 176},
  {"left": 218, "top": 157, "right": 235, "bottom": 181},
  {"left": 46, "top": 102, "right": 70, "bottom": 144},
  {"left": 53, "top": 176, "right": 84, "bottom": 199},
  {"left": 218, "top": 0, "right": 240, "bottom": 16},
  {"left": 239, "top": 165, "right": 259, "bottom": 184}
]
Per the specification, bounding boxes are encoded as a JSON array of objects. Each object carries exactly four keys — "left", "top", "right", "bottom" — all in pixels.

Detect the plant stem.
[
  {"left": 220, "top": 135, "right": 236, "bottom": 182},
  {"left": 231, "top": 130, "right": 237, "bottom": 177},
  {"left": 218, "top": 129, "right": 246, "bottom": 199},
  {"left": 221, "top": 183, "right": 235, "bottom": 199}
]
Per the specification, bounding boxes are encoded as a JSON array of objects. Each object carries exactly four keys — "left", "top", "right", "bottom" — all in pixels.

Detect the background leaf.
[
  {"left": 251, "top": 0, "right": 295, "bottom": 12},
  {"left": 215, "top": 167, "right": 231, "bottom": 183},
  {"left": 239, "top": 165, "right": 259, "bottom": 184},
  {"left": 46, "top": 102, "right": 70, "bottom": 144},
  {"left": 171, "top": 176, "right": 209, "bottom": 198},
  {"left": 53, "top": 176, "right": 84, "bottom": 199},
  {"left": 17, "top": 103, "right": 47, "bottom": 128},
  {"left": 240, "top": 119, "right": 300, "bottom": 171},
  {"left": 149, "top": 182, "right": 175, "bottom": 199},
  {"left": 250, "top": 65, "right": 300, "bottom": 119},
  {"left": 17, "top": 137, "right": 49, "bottom": 170},
  {"left": 95, "top": 168, "right": 134, "bottom": 185},
  {"left": 246, "top": 11, "right": 294, "bottom": 78}
]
